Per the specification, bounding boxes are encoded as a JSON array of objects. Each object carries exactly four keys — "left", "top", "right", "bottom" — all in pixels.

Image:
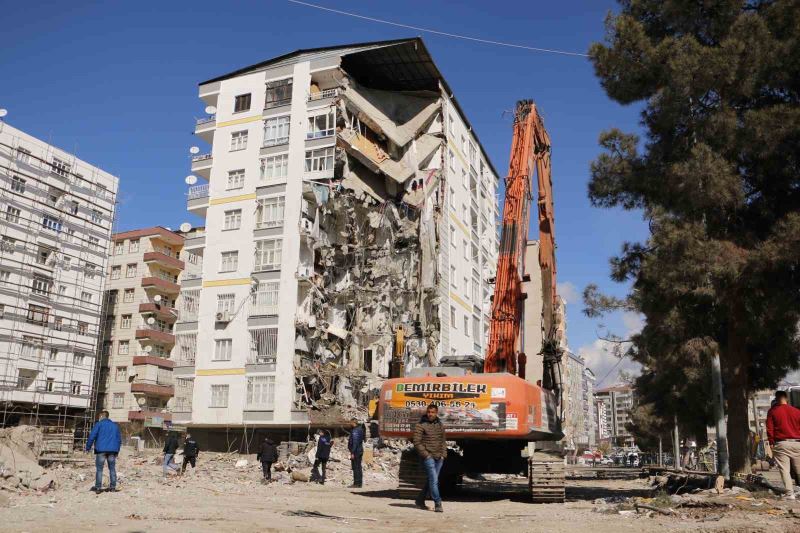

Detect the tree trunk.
[{"left": 723, "top": 304, "right": 751, "bottom": 475}]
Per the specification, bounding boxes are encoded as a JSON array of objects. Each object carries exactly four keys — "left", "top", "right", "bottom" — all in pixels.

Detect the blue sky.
[{"left": 0, "top": 0, "right": 648, "bottom": 385}]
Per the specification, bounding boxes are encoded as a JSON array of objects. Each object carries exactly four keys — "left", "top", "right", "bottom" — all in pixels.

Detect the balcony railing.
[
  {"left": 263, "top": 136, "right": 289, "bottom": 148},
  {"left": 188, "top": 184, "right": 209, "bottom": 200},
  {"left": 191, "top": 153, "right": 212, "bottom": 163},
  {"left": 308, "top": 88, "right": 339, "bottom": 101},
  {"left": 196, "top": 115, "right": 216, "bottom": 126}
]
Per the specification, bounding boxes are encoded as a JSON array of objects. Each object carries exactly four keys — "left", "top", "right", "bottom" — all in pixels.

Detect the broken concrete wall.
[{"left": 293, "top": 67, "right": 446, "bottom": 424}]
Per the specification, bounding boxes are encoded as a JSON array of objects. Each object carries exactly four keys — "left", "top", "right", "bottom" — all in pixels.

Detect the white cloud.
[
  {"left": 579, "top": 312, "right": 644, "bottom": 387},
  {"left": 557, "top": 281, "right": 581, "bottom": 305}
]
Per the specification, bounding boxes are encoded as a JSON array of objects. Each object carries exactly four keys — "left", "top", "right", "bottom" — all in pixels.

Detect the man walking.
[
  {"left": 162, "top": 432, "right": 180, "bottom": 478},
  {"left": 348, "top": 419, "right": 365, "bottom": 488},
  {"left": 311, "top": 429, "right": 332, "bottom": 484},
  {"left": 181, "top": 432, "right": 200, "bottom": 475},
  {"left": 767, "top": 390, "right": 800, "bottom": 499},
  {"left": 413, "top": 403, "right": 447, "bottom": 513},
  {"left": 257, "top": 437, "right": 278, "bottom": 482},
  {"left": 85, "top": 410, "right": 122, "bottom": 493}
]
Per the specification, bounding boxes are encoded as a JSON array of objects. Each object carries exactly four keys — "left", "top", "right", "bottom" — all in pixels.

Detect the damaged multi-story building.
[{"left": 182, "top": 38, "right": 500, "bottom": 445}]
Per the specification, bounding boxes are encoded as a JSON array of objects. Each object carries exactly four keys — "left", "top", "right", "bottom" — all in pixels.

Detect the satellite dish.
[
  {"left": 137, "top": 397, "right": 147, "bottom": 407},
  {"left": 185, "top": 175, "right": 197, "bottom": 185},
  {"left": 189, "top": 146, "right": 200, "bottom": 155},
  {"left": 147, "top": 317, "right": 155, "bottom": 325},
  {"left": 179, "top": 222, "right": 192, "bottom": 232},
  {"left": 0, "top": 109, "right": 7, "bottom": 118},
  {"left": 153, "top": 294, "right": 162, "bottom": 303},
  {"left": 205, "top": 106, "right": 217, "bottom": 115},
  {"left": 144, "top": 345, "right": 153, "bottom": 353}
]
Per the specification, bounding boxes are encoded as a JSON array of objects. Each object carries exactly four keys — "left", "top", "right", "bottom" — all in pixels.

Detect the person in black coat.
[
  {"left": 180, "top": 432, "right": 200, "bottom": 475},
  {"left": 310, "top": 430, "right": 332, "bottom": 484},
  {"left": 257, "top": 437, "right": 278, "bottom": 482},
  {"left": 348, "top": 419, "right": 366, "bottom": 488}
]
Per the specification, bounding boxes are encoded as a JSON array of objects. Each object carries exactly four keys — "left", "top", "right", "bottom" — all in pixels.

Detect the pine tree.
[{"left": 588, "top": 0, "right": 800, "bottom": 473}]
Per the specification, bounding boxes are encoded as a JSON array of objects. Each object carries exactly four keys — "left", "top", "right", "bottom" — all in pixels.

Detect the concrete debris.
[{"left": 0, "top": 426, "right": 52, "bottom": 492}]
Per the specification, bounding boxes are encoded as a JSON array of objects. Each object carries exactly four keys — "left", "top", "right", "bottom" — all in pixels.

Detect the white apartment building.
[
  {"left": 97, "top": 227, "right": 201, "bottom": 441},
  {"left": 182, "top": 38, "right": 500, "bottom": 444},
  {"left": 596, "top": 384, "right": 636, "bottom": 447},
  {"left": 0, "top": 121, "right": 118, "bottom": 446}
]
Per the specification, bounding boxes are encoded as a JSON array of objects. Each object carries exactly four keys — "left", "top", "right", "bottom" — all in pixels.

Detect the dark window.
[
  {"left": 363, "top": 349, "right": 373, "bottom": 373},
  {"left": 234, "top": 93, "right": 251, "bottom": 113},
  {"left": 265, "top": 79, "right": 293, "bottom": 109}
]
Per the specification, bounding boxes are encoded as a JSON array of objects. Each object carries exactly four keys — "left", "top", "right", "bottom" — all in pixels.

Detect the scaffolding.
[{"left": 0, "top": 126, "right": 117, "bottom": 460}]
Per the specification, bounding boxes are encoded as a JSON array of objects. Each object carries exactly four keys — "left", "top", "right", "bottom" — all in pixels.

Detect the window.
[
  {"left": 91, "top": 210, "right": 102, "bottom": 224},
  {"left": 64, "top": 228, "right": 75, "bottom": 243},
  {"left": 463, "top": 315, "right": 470, "bottom": 336},
  {"left": 472, "top": 315, "right": 481, "bottom": 343},
  {"left": 463, "top": 239, "right": 469, "bottom": 260},
  {"left": 129, "top": 239, "right": 139, "bottom": 253},
  {"left": 17, "top": 370, "right": 36, "bottom": 390},
  {"left": 126, "top": 263, "right": 137, "bottom": 278},
  {"left": 88, "top": 236, "right": 100, "bottom": 249},
  {"left": 246, "top": 376, "right": 275, "bottom": 410},
  {"left": 27, "top": 304, "right": 49, "bottom": 325},
  {"left": 450, "top": 265, "right": 457, "bottom": 289},
  {"left": 448, "top": 150, "right": 455, "bottom": 172},
  {"left": 77, "top": 321, "right": 88, "bottom": 335},
  {"left": 450, "top": 226, "right": 456, "bottom": 248},
  {"left": 115, "top": 242, "right": 124, "bottom": 255},
  {"left": 11, "top": 175, "right": 25, "bottom": 193},
  {"left": 363, "top": 349, "right": 373, "bottom": 373},
  {"left": 0, "top": 270, "right": 10, "bottom": 284},
  {"left": 1, "top": 236, "right": 16, "bottom": 253},
  {"left": 249, "top": 328, "right": 277, "bottom": 363},
  {"left": 80, "top": 291, "right": 93, "bottom": 305},
  {"left": 260, "top": 154, "right": 288, "bottom": 181},
  {"left": 234, "top": 93, "right": 251, "bottom": 113},
  {"left": 211, "top": 384, "right": 229, "bottom": 407},
  {"left": 5, "top": 206, "right": 20, "bottom": 223},
  {"left": 62, "top": 255, "right": 71, "bottom": 269},
  {"left": 251, "top": 282, "right": 279, "bottom": 315},
  {"left": 120, "top": 314, "right": 132, "bottom": 329},
  {"left": 0, "top": 304, "right": 3, "bottom": 318},
  {"left": 69, "top": 200, "right": 79, "bottom": 215},
  {"left": 227, "top": 169, "right": 245, "bottom": 190},
  {"left": 450, "top": 306, "right": 457, "bottom": 329},
  {"left": 255, "top": 197, "right": 285, "bottom": 229},
  {"left": 264, "top": 78, "right": 292, "bottom": 109},
  {"left": 123, "top": 289, "right": 135, "bottom": 303},
  {"left": 42, "top": 215, "right": 62, "bottom": 232},
  {"left": 230, "top": 130, "right": 248, "bottom": 151},
  {"left": 112, "top": 393, "right": 124, "bottom": 409},
  {"left": 31, "top": 275, "right": 52, "bottom": 296},
  {"left": 307, "top": 110, "right": 335, "bottom": 139},
  {"left": 469, "top": 141, "right": 477, "bottom": 168},
  {"left": 463, "top": 276, "right": 469, "bottom": 296},
  {"left": 217, "top": 293, "right": 235, "bottom": 315},
  {"left": 111, "top": 266, "right": 121, "bottom": 279},
  {"left": 46, "top": 378, "right": 55, "bottom": 392},
  {"left": 118, "top": 340, "right": 129, "bottom": 355},
  {"left": 223, "top": 209, "right": 242, "bottom": 230},
  {"left": 53, "top": 317, "right": 63, "bottom": 331},
  {"left": 70, "top": 381, "right": 82, "bottom": 395},
  {"left": 304, "top": 147, "right": 334, "bottom": 173},
  {"left": 448, "top": 114, "right": 455, "bottom": 136},
  {"left": 52, "top": 157, "right": 71, "bottom": 178},
  {"left": 449, "top": 187, "right": 455, "bottom": 208},
  {"left": 254, "top": 239, "right": 282, "bottom": 271},
  {"left": 219, "top": 251, "right": 238, "bottom": 272},
  {"left": 49, "top": 348, "right": 58, "bottom": 360},
  {"left": 73, "top": 353, "right": 85, "bottom": 366},
  {"left": 15, "top": 147, "right": 31, "bottom": 164},
  {"left": 263, "top": 116, "right": 290, "bottom": 146},
  {"left": 20, "top": 336, "right": 44, "bottom": 361},
  {"left": 213, "top": 340, "right": 232, "bottom": 361}
]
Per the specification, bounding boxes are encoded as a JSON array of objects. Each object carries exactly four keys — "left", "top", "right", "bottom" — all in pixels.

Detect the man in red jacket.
[{"left": 767, "top": 390, "right": 800, "bottom": 499}]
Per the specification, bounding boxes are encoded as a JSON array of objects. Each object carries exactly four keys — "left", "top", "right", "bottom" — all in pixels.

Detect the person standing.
[
  {"left": 311, "top": 430, "right": 332, "bottom": 484},
  {"left": 162, "top": 432, "right": 180, "bottom": 478},
  {"left": 348, "top": 419, "right": 365, "bottom": 488},
  {"left": 413, "top": 403, "right": 447, "bottom": 513},
  {"left": 181, "top": 432, "right": 200, "bottom": 475},
  {"left": 766, "top": 390, "right": 800, "bottom": 499},
  {"left": 257, "top": 437, "right": 278, "bottom": 482},
  {"left": 85, "top": 410, "right": 122, "bottom": 493}
]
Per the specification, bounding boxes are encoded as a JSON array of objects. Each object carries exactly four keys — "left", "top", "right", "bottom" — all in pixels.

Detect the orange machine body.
[{"left": 378, "top": 373, "right": 560, "bottom": 441}]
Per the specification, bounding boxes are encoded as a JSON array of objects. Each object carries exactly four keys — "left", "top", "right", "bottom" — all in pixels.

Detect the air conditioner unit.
[{"left": 215, "top": 312, "right": 231, "bottom": 323}]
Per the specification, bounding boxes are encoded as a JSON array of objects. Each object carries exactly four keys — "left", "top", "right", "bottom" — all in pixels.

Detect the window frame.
[
  {"left": 219, "top": 251, "right": 239, "bottom": 272},
  {"left": 234, "top": 93, "right": 252, "bottom": 113},
  {"left": 230, "top": 130, "right": 248, "bottom": 151},
  {"left": 213, "top": 339, "right": 233, "bottom": 362},
  {"left": 223, "top": 209, "right": 242, "bottom": 231}
]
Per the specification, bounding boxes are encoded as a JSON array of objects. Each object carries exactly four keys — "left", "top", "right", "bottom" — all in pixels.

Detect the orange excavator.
[{"left": 379, "top": 101, "right": 565, "bottom": 502}]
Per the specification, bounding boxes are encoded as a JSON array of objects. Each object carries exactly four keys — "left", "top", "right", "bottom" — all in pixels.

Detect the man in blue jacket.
[
  {"left": 348, "top": 419, "right": 365, "bottom": 488},
  {"left": 85, "top": 410, "right": 122, "bottom": 492}
]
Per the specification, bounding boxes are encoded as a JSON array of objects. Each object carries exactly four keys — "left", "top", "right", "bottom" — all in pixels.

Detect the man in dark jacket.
[
  {"left": 311, "top": 430, "right": 332, "bottom": 484},
  {"left": 257, "top": 437, "right": 278, "bottom": 482},
  {"left": 85, "top": 410, "right": 122, "bottom": 492},
  {"left": 413, "top": 403, "right": 447, "bottom": 512},
  {"left": 181, "top": 432, "right": 200, "bottom": 475},
  {"left": 162, "top": 432, "right": 180, "bottom": 478},
  {"left": 348, "top": 419, "right": 366, "bottom": 488}
]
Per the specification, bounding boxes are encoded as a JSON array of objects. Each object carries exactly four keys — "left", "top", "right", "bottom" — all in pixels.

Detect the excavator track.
[
  {"left": 528, "top": 453, "right": 565, "bottom": 503},
  {"left": 397, "top": 449, "right": 426, "bottom": 499}
]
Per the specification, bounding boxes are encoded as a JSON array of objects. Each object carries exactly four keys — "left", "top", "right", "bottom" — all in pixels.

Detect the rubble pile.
[{"left": 0, "top": 426, "right": 54, "bottom": 492}]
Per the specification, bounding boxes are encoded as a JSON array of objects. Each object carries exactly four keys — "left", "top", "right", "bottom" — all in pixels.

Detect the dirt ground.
[{"left": 2, "top": 452, "right": 798, "bottom": 533}]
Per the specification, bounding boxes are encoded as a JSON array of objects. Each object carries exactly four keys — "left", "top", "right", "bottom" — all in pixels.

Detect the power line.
[
  {"left": 287, "top": 0, "right": 589, "bottom": 58},
  {"left": 596, "top": 352, "right": 629, "bottom": 388}
]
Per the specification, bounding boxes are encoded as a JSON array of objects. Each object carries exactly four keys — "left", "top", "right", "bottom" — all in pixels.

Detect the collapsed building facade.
[{"left": 182, "top": 39, "right": 500, "bottom": 446}]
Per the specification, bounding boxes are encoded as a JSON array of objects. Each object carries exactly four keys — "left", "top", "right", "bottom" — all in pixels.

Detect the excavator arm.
[{"left": 485, "top": 101, "right": 556, "bottom": 378}]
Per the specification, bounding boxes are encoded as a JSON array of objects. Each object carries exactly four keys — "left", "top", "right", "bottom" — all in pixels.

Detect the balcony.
[
  {"left": 138, "top": 302, "right": 178, "bottom": 322},
  {"left": 135, "top": 327, "right": 176, "bottom": 345},
  {"left": 187, "top": 184, "right": 209, "bottom": 218},
  {"left": 194, "top": 115, "right": 216, "bottom": 143},
  {"left": 144, "top": 251, "right": 185, "bottom": 271},
  {"left": 308, "top": 88, "right": 339, "bottom": 102},
  {"left": 183, "top": 230, "right": 205, "bottom": 250},
  {"left": 190, "top": 153, "right": 212, "bottom": 180},
  {"left": 128, "top": 410, "right": 172, "bottom": 422},
  {"left": 132, "top": 355, "right": 175, "bottom": 369},
  {"left": 131, "top": 381, "right": 173, "bottom": 398},
  {"left": 141, "top": 276, "right": 180, "bottom": 294}
]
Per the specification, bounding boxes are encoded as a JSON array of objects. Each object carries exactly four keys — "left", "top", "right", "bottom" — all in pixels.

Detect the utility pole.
[
  {"left": 711, "top": 351, "right": 731, "bottom": 478},
  {"left": 673, "top": 415, "right": 681, "bottom": 470},
  {"left": 658, "top": 437, "right": 663, "bottom": 467}
]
